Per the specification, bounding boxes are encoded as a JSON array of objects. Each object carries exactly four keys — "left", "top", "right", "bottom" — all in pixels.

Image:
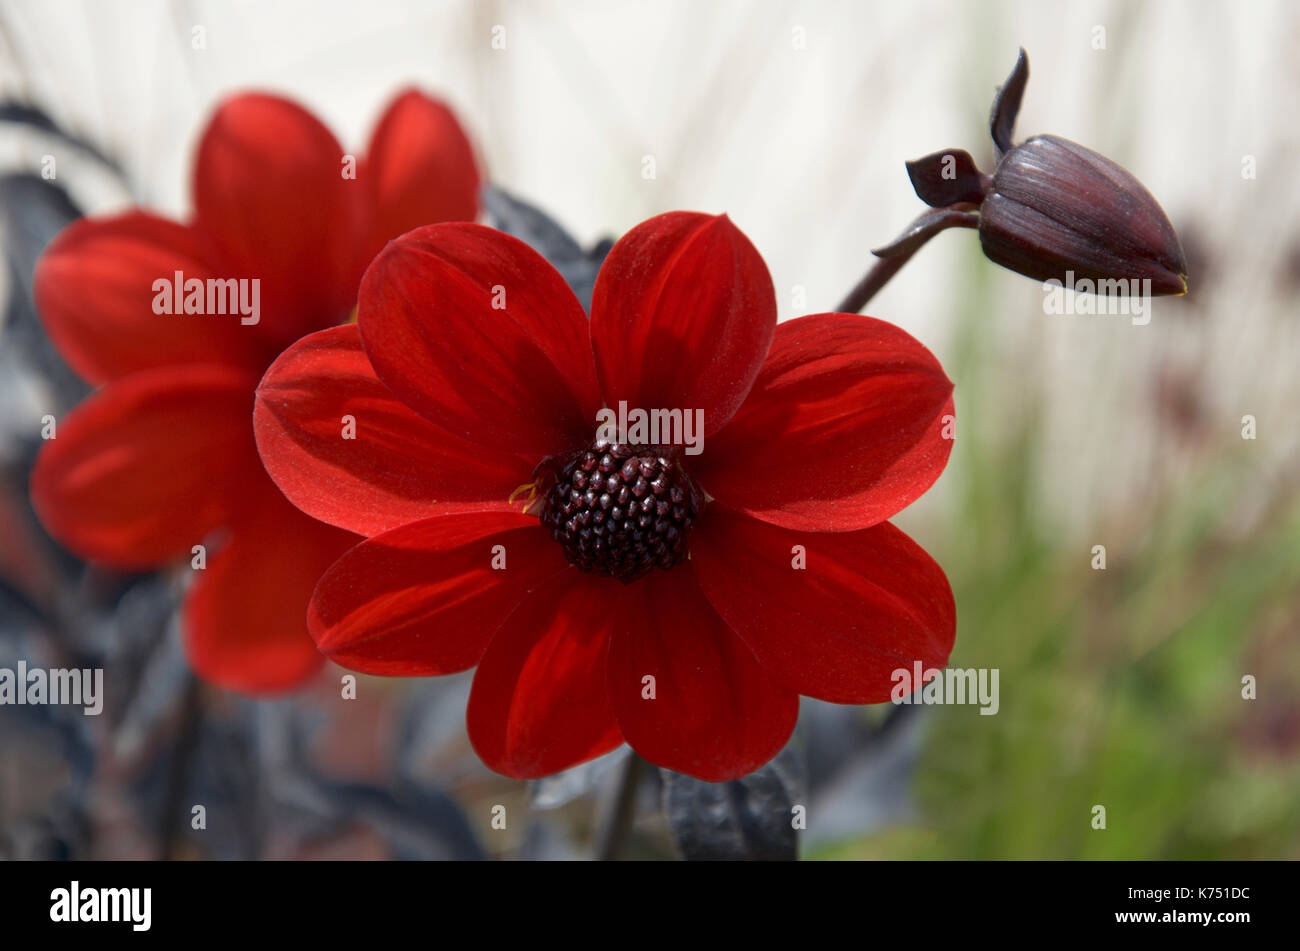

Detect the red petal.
[
  {"left": 30, "top": 365, "right": 262, "bottom": 568},
  {"left": 193, "top": 93, "right": 364, "bottom": 350},
  {"left": 695, "top": 314, "right": 954, "bottom": 531},
  {"left": 184, "top": 486, "right": 357, "bottom": 693},
  {"left": 363, "top": 89, "right": 480, "bottom": 261},
  {"left": 255, "top": 325, "right": 532, "bottom": 536},
  {"left": 590, "top": 213, "right": 776, "bottom": 435},
  {"left": 467, "top": 570, "right": 623, "bottom": 779},
  {"left": 606, "top": 568, "right": 798, "bottom": 781},
  {"left": 34, "top": 212, "right": 267, "bottom": 384},
  {"left": 308, "top": 513, "right": 570, "bottom": 675},
  {"left": 357, "top": 223, "right": 602, "bottom": 455},
  {"left": 691, "top": 506, "right": 956, "bottom": 704}
]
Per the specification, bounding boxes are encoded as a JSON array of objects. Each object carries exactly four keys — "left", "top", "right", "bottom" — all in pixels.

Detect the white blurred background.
[{"left": 2, "top": 0, "right": 1296, "bottom": 544}]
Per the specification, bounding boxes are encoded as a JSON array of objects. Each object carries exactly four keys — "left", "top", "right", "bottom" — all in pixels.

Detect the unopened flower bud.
[
  {"left": 981, "top": 119, "right": 1189, "bottom": 295},
  {"left": 895, "top": 49, "right": 1189, "bottom": 296}
]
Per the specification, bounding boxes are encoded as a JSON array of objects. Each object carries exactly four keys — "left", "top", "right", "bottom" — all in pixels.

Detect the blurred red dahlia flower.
[
  {"left": 255, "top": 211, "right": 958, "bottom": 781},
  {"left": 30, "top": 89, "right": 481, "bottom": 692}
]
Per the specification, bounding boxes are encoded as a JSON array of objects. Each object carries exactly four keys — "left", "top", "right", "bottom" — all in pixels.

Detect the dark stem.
[
  {"left": 835, "top": 207, "right": 980, "bottom": 313},
  {"left": 157, "top": 674, "right": 204, "bottom": 859},
  {"left": 593, "top": 752, "right": 645, "bottom": 861},
  {"left": 834, "top": 252, "right": 915, "bottom": 315}
]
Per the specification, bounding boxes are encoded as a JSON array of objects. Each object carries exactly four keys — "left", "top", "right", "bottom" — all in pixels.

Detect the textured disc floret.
[{"left": 540, "top": 439, "right": 700, "bottom": 581}]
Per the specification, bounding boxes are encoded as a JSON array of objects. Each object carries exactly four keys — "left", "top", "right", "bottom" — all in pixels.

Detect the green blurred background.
[{"left": 817, "top": 250, "right": 1300, "bottom": 859}]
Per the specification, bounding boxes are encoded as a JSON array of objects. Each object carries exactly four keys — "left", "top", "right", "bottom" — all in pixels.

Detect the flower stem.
[
  {"left": 835, "top": 207, "right": 980, "bottom": 313},
  {"left": 593, "top": 751, "right": 644, "bottom": 861},
  {"left": 157, "top": 674, "right": 204, "bottom": 859},
  {"left": 835, "top": 252, "right": 915, "bottom": 314}
]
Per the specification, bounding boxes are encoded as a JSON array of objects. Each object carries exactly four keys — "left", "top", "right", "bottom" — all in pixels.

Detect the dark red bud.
[
  {"left": 896, "top": 49, "right": 1189, "bottom": 296},
  {"left": 980, "top": 134, "right": 1188, "bottom": 296}
]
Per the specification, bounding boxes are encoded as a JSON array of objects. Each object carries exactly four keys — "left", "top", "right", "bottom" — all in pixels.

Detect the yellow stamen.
[{"left": 508, "top": 481, "right": 540, "bottom": 513}]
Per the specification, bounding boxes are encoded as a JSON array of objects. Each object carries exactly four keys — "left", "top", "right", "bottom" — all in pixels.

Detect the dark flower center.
[{"left": 539, "top": 439, "right": 700, "bottom": 582}]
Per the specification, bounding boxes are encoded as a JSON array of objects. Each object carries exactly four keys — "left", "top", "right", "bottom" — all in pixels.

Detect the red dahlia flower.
[
  {"left": 254, "top": 212, "right": 957, "bottom": 781},
  {"left": 30, "top": 89, "right": 481, "bottom": 692}
]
